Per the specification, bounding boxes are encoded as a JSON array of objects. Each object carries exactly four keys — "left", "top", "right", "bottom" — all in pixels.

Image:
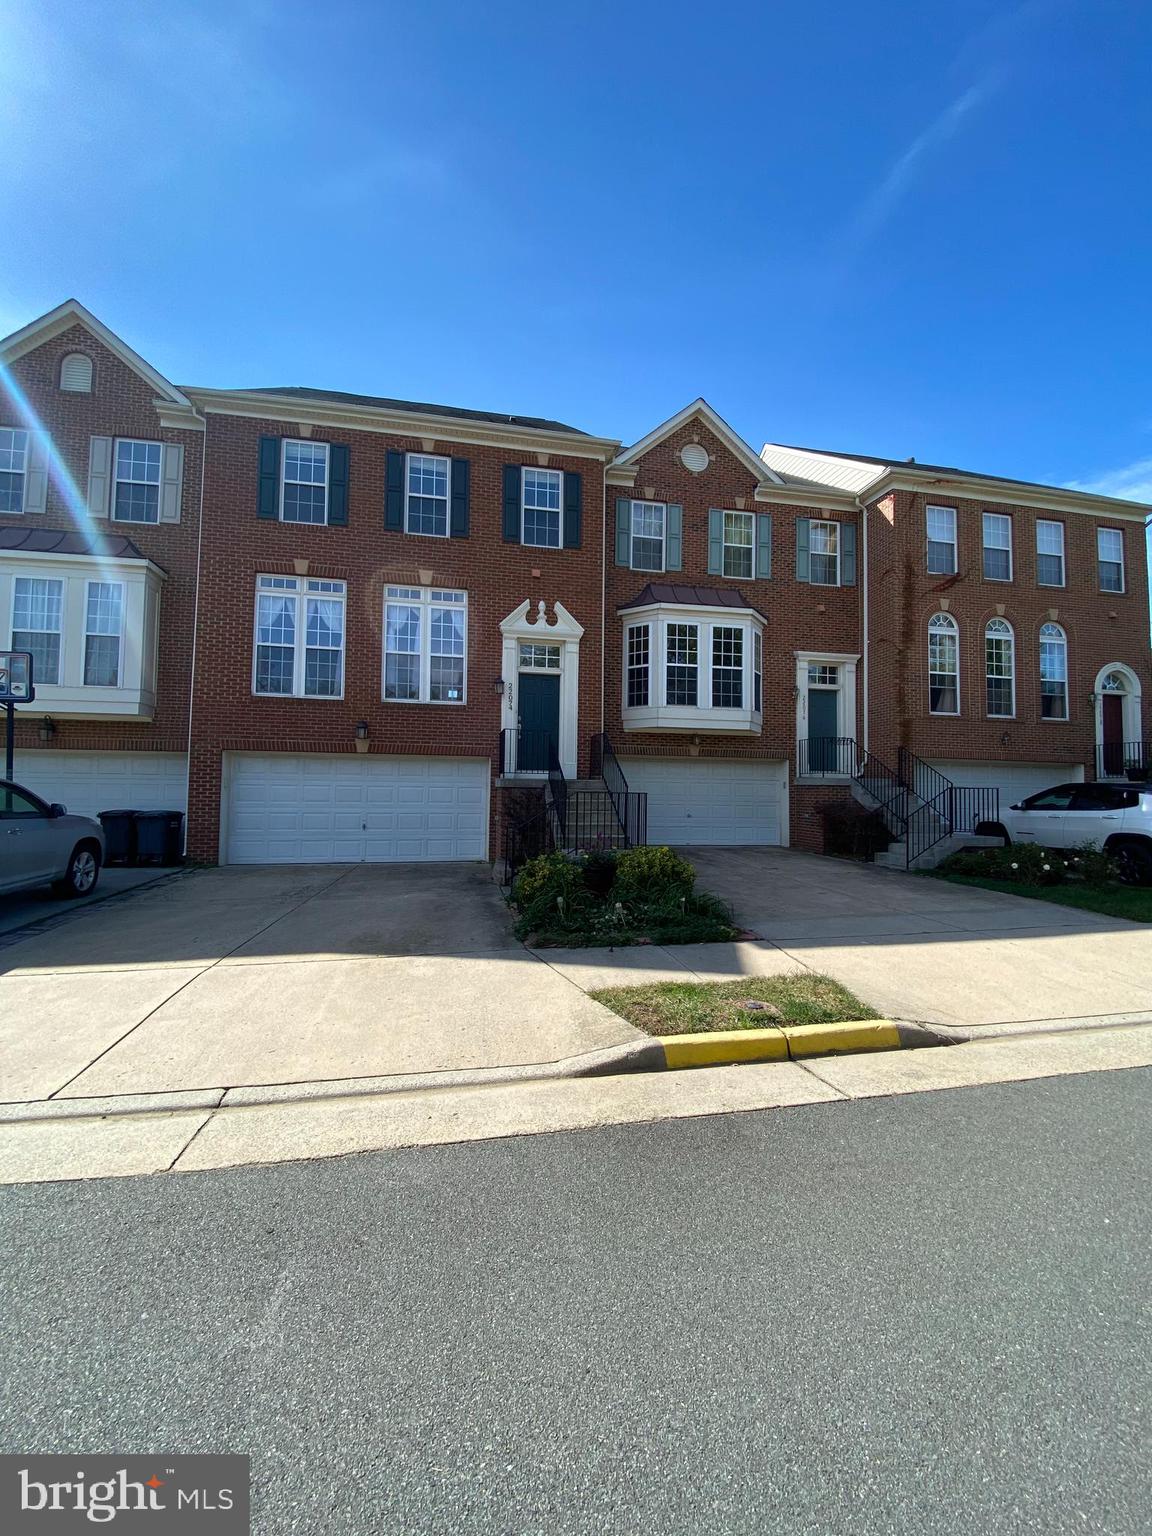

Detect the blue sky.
[{"left": 2, "top": 0, "right": 1150, "bottom": 500}]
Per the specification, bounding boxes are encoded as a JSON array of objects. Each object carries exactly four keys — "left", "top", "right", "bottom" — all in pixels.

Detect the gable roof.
[
  {"left": 0, "top": 299, "right": 193, "bottom": 410},
  {"left": 614, "top": 399, "right": 839, "bottom": 492}
]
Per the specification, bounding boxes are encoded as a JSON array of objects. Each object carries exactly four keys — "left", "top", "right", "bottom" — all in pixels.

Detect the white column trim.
[{"left": 499, "top": 600, "right": 584, "bottom": 777}]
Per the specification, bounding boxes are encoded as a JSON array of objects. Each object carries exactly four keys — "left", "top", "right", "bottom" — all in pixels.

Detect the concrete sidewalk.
[
  {"left": 0, "top": 865, "right": 643, "bottom": 1107},
  {"left": 536, "top": 847, "right": 1152, "bottom": 1030}
]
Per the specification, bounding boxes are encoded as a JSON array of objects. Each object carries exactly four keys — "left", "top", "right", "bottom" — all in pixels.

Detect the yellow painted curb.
[
  {"left": 781, "top": 1020, "right": 901, "bottom": 1058},
  {"left": 661, "top": 1028, "right": 788, "bottom": 1070}
]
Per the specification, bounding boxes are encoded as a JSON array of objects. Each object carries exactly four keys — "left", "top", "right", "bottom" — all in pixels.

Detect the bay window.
[
  {"left": 384, "top": 586, "right": 467, "bottom": 703},
  {"left": 621, "top": 600, "right": 762, "bottom": 731},
  {"left": 12, "top": 576, "right": 63, "bottom": 684},
  {"left": 254, "top": 575, "right": 345, "bottom": 698},
  {"left": 84, "top": 582, "right": 124, "bottom": 687}
]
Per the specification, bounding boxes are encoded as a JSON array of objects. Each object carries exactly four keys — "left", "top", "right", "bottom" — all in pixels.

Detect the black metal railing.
[
  {"left": 556, "top": 791, "right": 647, "bottom": 852},
  {"left": 796, "top": 736, "right": 859, "bottom": 777},
  {"left": 503, "top": 800, "right": 559, "bottom": 883},
  {"left": 851, "top": 746, "right": 911, "bottom": 833},
  {"left": 547, "top": 741, "right": 567, "bottom": 836},
  {"left": 897, "top": 745, "right": 951, "bottom": 808},
  {"left": 904, "top": 785, "right": 1000, "bottom": 869},
  {"left": 590, "top": 732, "right": 641, "bottom": 845},
  {"left": 1097, "top": 741, "right": 1152, "bottom": 780},
  {"left": 499, "top": 727, "right": 558, "bottom": 776}
]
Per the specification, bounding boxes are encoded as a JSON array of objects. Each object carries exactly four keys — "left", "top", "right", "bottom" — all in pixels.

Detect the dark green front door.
[
  {"left": 518, "top": 674, "right": 560, "bottom": 771},
  {"left": 807, "top": 688, "right": 839, "bottom": 771}
]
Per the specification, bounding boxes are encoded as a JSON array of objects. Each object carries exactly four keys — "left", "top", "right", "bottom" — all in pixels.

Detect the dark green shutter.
[
  {"left": 615, "top": 498, "right": 632, "bottom": 565},
  {"left": 841, "top": 522, "right": 857, "bottom": 585},
  {"left": 563, "top": 471, "right": 582, "bottom": 548},
  {"left": 450, "top": 457, "right": 470, "bottom": 538},
  {"left": 328, "top": 444, "right": 349, "bottom": 525},
  {"left": 707, "top": 510, "right": 724, "bottom": 574},
  {"left": 502, "top": 465, "right": 522, "bottom": 542},
  {"left": 665, "top": 505, "right": 683, "bottom": 572},
  {"left": 756, "top": 513, "right": 772, "bottom": 578},
  {"left": 385, "top": 450, "right": 404, "bottom": 530},
  {"left": 258, "top": 436, "right": 280, "bottom": 520},
  {"left": 796, "top": 518, "right": 811, "bottom": 582}
]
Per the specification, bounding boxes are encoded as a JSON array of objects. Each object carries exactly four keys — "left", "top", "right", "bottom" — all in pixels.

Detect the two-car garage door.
[
  {"left": 619, "top": 757, "right": 787, "bottom": 846},
  {"left": 223, "top": 753, "right": 489, "bottom": 863}
]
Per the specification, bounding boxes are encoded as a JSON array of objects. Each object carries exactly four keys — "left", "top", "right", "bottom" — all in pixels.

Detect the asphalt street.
[{"left": 1, "top": 1069, "right": 1149, "bottom": 1535}]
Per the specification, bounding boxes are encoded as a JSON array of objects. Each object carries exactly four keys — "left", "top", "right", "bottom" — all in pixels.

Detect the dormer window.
[{"left": 60, "top": 353, "right": 93, "bottom": 392}]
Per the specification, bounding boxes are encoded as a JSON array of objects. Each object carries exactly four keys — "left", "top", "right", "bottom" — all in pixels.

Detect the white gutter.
[{"left": 184, "top": 409, "right": 209, "bottom": 827}]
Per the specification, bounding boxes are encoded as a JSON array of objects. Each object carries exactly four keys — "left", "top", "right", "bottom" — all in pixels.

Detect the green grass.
[
  {"left": 589, "top": 974, "right": 878, "bottom": 1037},
  {"left": 932, "top": 871, "right": 1152, "bottom": 922}
]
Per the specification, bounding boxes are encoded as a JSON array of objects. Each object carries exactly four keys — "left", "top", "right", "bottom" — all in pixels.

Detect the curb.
[{"left": 658, "top": 1018, "right": 927, "bottom": 1070}]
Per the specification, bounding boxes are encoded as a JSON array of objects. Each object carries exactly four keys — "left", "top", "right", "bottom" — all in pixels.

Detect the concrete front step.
[{"left": 874, "top": 832, "right": 1004, "bottom": 871}]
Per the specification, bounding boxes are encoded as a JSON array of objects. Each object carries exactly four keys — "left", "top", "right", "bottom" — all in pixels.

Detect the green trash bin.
[{"left": 98, "top": 810, "right": 139, "bottom": 866}]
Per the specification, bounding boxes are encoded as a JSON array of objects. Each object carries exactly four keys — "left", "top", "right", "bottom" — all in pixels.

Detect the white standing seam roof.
[{"left": 760, "top": 443, "right": 888, "bottom": 494}]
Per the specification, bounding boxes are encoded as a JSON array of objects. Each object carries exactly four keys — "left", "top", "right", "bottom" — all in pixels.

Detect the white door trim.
[
  {"left": 794, "top": 650, "right": 860, "bottom": 773},
  {"left": 499, "top": 600, "right": 583, "bottom": 776},
  {"left": 1093, "top": 662, "right": 1142, "bottom": 774}
]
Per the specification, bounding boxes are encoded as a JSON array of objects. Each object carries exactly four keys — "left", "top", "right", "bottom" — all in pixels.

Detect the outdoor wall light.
[
  {"left": 38, "top": 716, "right": 56, "bottom": 743},
  {"left": 355, "top": 721, "right": 369, "bottom": 740},
  {"left": 492, "top": 677, "right": 506, "bottom": 697},
  {"left": 999, "top": 731, "right": 1011, "bottom": 747}
]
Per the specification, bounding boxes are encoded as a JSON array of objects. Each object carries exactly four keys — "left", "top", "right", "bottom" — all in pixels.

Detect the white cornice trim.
[
  {"left": 795, "top": 649, "right": 861, "bottom": 663},
  {"left": 864, "top": 471, "right": 1151, "bottom": 521},
  {"left": 753, "top": 485, "right": 856, "bottom": 511},
  {"left": 0, "top": 300, "right": 192, "bottom": 408},
  {"left": 618, "top": 600, "right": 766, "bottom": 623},
  {"left": 612, "top": 398, "right": 787, "bottom": 490},
  {"left": 186, "top": 388, "right": 619, "bottom": 461}
]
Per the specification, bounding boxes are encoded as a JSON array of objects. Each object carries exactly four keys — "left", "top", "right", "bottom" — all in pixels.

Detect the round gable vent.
[{"left": 680, "top": 442, "right": 709, "bottom": 473}]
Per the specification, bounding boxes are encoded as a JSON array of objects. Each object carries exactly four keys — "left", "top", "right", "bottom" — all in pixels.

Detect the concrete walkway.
[
  {"left": 0, "top": 865, "right": 641, "bottom": 1106},
  {"left": 539, "top": 847, "right": 1152, "bottom": 1030}
]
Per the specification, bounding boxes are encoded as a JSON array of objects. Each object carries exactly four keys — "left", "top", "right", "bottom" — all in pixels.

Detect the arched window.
[
  {"left": 59, "top": 353, "right": 93, "bottom": 392},
  {"left": 985, "top": 618, "right": 1015, "bottom": 717},
  {"left": 928, "top": 613, "right": 959, "bottom": 715},
  {"left": 1101, "top": 671, "right": 1127, "bottom": 693},
  {"left": 1039, "top": 622, "right": 1068, "bottom": 719}
]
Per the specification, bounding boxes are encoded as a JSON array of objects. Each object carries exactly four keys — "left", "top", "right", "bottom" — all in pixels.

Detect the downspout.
[
  {"left": 184, "top": 409, "right": 208, "bottom": 848},
  {"left": 600, "top": 462, "right": 607, "bottom": 743},
  {"left": 855, "top": 494, "right": 869, "bottom": 755}
]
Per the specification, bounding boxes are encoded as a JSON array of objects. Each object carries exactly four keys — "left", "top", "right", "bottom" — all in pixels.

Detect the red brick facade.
[{"left": 2, "top": 304, "right": 1148, "bottom": 865}]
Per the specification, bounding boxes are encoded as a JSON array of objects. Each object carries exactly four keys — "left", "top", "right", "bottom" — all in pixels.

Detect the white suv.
[{"left": 981, "top": 782, "right": 1152, "bottom": 884}]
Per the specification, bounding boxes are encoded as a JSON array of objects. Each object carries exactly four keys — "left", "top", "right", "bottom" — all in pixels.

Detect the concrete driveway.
[
  {"left": 0, "top": 865, "right": 640, "bottom": 1106},
  {"left": 685, "top": 846, "right": 1152, "bottom": 1028}
]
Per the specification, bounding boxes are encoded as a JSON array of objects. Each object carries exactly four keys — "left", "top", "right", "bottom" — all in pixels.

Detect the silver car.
[{"left": 0, "top": 780, "right": 104, "bottom": 898}]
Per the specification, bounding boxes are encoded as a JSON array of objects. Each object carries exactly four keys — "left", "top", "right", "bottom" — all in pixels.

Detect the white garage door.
[
  {"left": 619, "top": 757, "right": 787, "bottom": 846},
  {"left": 11, "top": 751, "right": 188, "bottom": 818},
  {"left": 224, "top": 753, "right": 489, "bottom": 864},
  {"left": 929, "top": 760, "right": 1084, "bottom": 812}
]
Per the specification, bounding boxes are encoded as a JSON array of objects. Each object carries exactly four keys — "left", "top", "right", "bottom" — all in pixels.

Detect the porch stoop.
[{"left": 874, "top": 833, "right": 1005, "bottom": 871}]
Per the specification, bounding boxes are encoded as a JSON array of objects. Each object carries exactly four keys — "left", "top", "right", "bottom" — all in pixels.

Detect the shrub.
[
  {"left": 939, "top": 842, "right": 1100, "bottom": 887},
  {"left": 581, "top": 848, "right": 618, "bottom": 897},
  {"left": 512, "top": 851, "right": 588, "bottom": 930},
  {"left": 614, "top": 845, "right": 696, "bottom": 897},
  {"left": 816, "top": 798, "right": 891, "bottom": 860}
]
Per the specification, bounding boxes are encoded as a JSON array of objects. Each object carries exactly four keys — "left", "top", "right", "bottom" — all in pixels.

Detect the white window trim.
[
  {"left": 279, "top": 440, "right": 330, "bottom": 527},
  {"left": 984, "top": 618, "right": 1015, "bottom": 719},
  {"left": 252, "top": 574, "right": 346, "bottom": 701},
  {"left": 1093, "top": 661, "right": 1142, "bottom": 763},
  {"left": 621, "top": 602, "right": 763, "bottom": 733},
  {"left": 404, "top": 452, "right": 451, "bottom": 540},
  {"left": 1039, "top": 622, "right": 1069, "bottom": 721},
  {"left": 111, "top": 438, "right": 163, "bottom": 525},
  {"left": 926, "top": 504, "right": 957, "bottom": 574},
  {"left": 0, "top": 426, "right": 29, "bottom": 516},
  {"left": 1097, "top": 527, "right": 1125, "bottom": 593},
  {"left": 982, "top": 512, "right": 1013, "bottom": 582},
  {"left": 1036, "top": 519, "right": 1066, "bottom": 588},
  {"left": 928, "top": 613, "right": 960, "bottom": 717},
  {"left": 521, "top": 467, "right": 563, "bottom": 549},
  {"left": 83, "top": 578, "right": 124, "bottom": 689},
  {"left": 722, "top": 510, "right": 755, "bottom": 580},
  {"left": 626, "top": 621, "right": 651, "bottom": 709},
  {"left": 809, "top": 520, "right": 841, "bottom": 587},
  {"left": 11, "top": 573, "right": 64, "bottom": 685},
  {"left": 382, "top": 585, "right": 467, "bottom": 706},
  {"left": 630, "top": 500, "right": 666, "bottom": 573}
]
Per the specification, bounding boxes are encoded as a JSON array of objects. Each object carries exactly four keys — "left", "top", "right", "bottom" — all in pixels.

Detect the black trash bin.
[
  {"left": 134, "top": 810, "right": 185, "bottom": 866},
  {"left": 98, "top": 809, "right": 139, "bottom": 866}
]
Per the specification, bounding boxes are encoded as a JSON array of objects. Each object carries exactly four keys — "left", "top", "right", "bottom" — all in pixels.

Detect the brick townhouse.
[{"left": 1, "top": 299, "right": 1148, "bottom": 866}]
